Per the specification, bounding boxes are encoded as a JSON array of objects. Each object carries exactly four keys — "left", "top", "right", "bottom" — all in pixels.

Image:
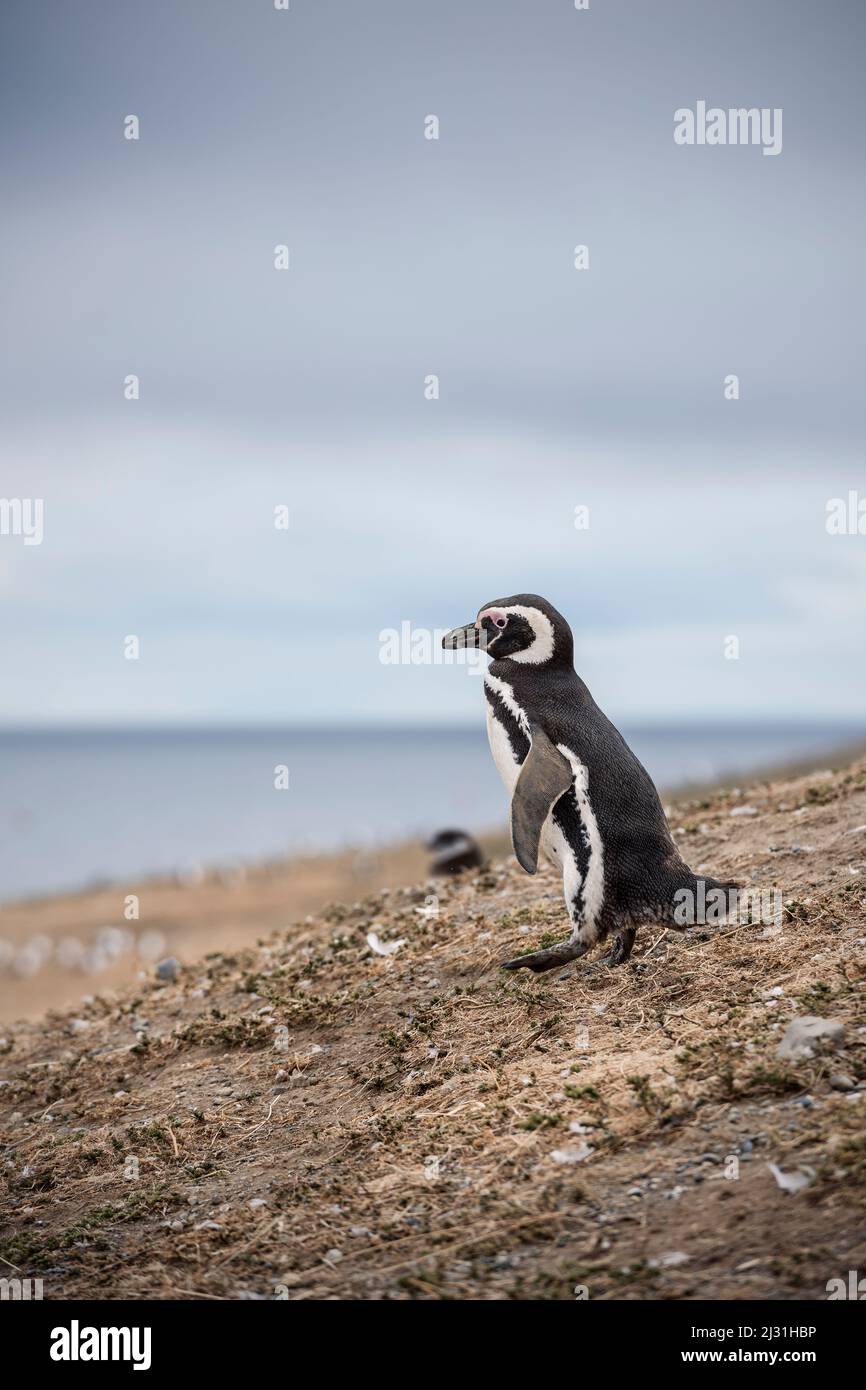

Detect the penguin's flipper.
[{"left": 510, "top": 728, "right": 574, "bottom": 874}]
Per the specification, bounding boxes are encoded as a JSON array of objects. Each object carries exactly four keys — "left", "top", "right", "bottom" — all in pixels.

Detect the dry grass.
[{"left": 2, "top": 759, "right": 866, "bottom": 1300}]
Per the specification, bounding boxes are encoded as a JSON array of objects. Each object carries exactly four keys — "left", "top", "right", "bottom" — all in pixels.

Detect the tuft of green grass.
[
  {"left": 627, "top": 1074, "right": 669, "bottom": 1116},
  {"left": 741, "top": 1064, "right": 803, "bottom": 1097},
  {"left": 519, "top": 1111, "right": 561, "bottom": 1132},
  {"left": 795, "top": 980, "right": 834, "bottom": 1012},
  {"left": 565, "top": 1084, "right": 599, "bottom": 1101}
]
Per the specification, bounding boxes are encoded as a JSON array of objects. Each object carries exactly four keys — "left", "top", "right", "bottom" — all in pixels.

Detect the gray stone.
[
  {"left": 776, "top": 1015, "right": 844, "bottom": 1061},
  {"left": 829, "top": 1072, "right": 856, "bottom": 1092},
  {"left": 155, "top": 957, "right": 181, "bottom": 982}
]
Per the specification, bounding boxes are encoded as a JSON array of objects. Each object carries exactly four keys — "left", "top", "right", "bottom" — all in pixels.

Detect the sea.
[{"left": 0, "top": 723, "right": 860, "bottom": 904}]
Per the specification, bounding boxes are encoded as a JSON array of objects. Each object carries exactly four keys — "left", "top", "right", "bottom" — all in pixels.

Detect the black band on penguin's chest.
[{"left": 484, "top": 684, "right": 530, "bottom": 763}]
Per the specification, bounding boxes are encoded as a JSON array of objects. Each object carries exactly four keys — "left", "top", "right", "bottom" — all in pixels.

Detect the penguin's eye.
[{"left": 493, "top": 617, "right": 507, "bottom": 629}]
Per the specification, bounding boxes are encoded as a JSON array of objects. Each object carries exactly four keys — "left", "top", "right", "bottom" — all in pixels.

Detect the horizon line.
[{"left": 0, "top": 718, "right": 862, "bottom": 736}]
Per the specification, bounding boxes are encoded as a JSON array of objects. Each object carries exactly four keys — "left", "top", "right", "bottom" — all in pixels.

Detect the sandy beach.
[{"left": 0, "top": 830, "right": 507, "bottom": 1024}]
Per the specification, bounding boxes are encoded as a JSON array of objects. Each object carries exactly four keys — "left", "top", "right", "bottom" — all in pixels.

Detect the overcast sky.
[{"left": 1, "top": 0, "right": 864, "bottom": 726}]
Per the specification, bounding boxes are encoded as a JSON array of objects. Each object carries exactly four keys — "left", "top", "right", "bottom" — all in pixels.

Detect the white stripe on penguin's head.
[{"left": 477, "top": 604, "right": 555, "bottom": 664}]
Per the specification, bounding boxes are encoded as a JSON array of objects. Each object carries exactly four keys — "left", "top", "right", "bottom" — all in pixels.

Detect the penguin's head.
[{"left": 442, "top": 594, "right": 573, "bottom": 669}]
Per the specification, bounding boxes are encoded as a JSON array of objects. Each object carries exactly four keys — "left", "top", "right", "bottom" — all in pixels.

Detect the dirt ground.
[
  {"left": 2, "top": 759, "right": 865, "bottom": 1301},
  {"left": 0, "top": 838, "right": 497, "bottom": 1024}
]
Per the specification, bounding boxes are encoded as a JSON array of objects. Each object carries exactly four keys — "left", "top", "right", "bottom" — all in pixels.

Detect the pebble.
[
  {"left": 155, "top": 957, "right": 181, "bottom": 983},
  {"left": 650, "top": 1251, "right": 690, "bottom": 1268},
  {"left": 550, "top": 1144, "right": 593, "bottom": 1164},
  {"left": 829, "top": 1073, "right": 856, "bottom": 1092}
]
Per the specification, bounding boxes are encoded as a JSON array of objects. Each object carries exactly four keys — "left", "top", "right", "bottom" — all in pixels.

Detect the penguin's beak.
[{"left": 442, "top": 622, "right": 481, "bottom": 651}]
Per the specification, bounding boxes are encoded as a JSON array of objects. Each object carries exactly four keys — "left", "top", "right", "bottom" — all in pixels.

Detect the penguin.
[
  {"left": 425, "top": 829, "right": 484, "bottom": 876},
  {"left": 442, "top": 594, "right": 737, "bottom": 972}
]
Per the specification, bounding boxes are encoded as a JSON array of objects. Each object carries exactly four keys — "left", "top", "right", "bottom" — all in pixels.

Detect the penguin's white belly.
[
  {"left": 484, "top": 676, "right": 566, "bottom": 870},
  {"left": 485, "top": 697, "right": 521, "bottom": 796}
]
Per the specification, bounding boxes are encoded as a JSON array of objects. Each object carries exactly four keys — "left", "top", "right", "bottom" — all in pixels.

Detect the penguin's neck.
[{"left": 487, "top": 655, "right": 574, "bottom": 679}]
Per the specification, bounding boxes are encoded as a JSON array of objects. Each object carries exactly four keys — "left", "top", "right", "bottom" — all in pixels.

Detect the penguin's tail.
[
  {"left": 666, "top": 872, "right": 743, "bottom": 931},
  {"left": 702, "top": 873, "right": 743, "bottom": 895}
]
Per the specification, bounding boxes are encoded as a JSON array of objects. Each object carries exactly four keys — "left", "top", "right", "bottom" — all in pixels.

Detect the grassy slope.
[{"left": 2, "top": 759, "right": 866, "bottom": 1300}]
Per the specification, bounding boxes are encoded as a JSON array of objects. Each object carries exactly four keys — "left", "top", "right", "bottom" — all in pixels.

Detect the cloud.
[{"left": 2, "top": 0, "right": 864, "bottom": 723}]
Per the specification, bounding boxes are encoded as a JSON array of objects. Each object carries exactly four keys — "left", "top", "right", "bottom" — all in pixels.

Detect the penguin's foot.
[
  {"left": 502, "top": 940, "right": 591, "bottom": 974},
  {"left": 600, "top": 927, "right": 636, "bottom": 968}
]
